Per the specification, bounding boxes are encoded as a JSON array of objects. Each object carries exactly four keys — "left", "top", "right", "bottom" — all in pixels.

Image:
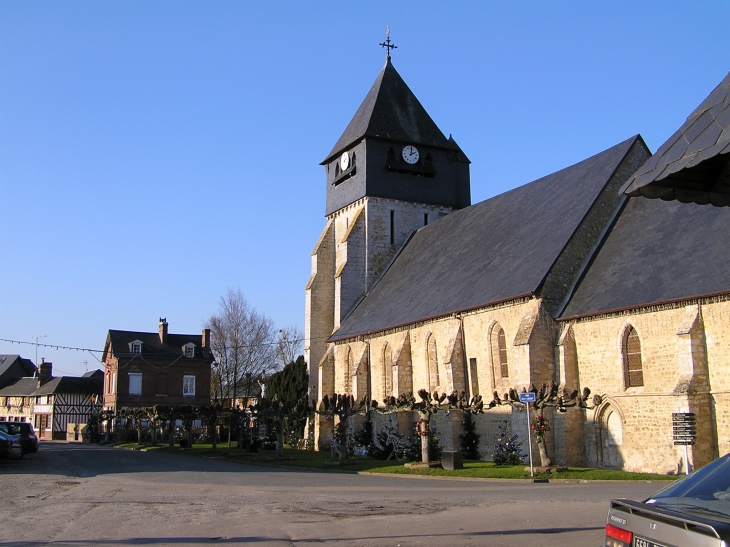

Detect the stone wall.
[{"left": 569, "top": 298, "right": 730, "bottom": 473}]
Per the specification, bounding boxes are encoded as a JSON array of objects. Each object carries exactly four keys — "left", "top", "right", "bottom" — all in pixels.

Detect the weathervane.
[{"left": 380, "top": 26, "right": 397, "bottom": 59}]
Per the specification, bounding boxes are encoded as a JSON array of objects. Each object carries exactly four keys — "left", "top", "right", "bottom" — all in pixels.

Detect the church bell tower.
[{"left": 305, "top": 37, "right": 471, "bottom": 402}]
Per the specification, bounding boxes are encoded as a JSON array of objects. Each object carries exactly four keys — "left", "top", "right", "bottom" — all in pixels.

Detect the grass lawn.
[{"left": 113, "top": 442, "right": 676, "bottom": 481}]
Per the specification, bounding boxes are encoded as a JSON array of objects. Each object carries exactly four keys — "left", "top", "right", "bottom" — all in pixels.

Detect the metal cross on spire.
[{"left": 379, "top": 26, "right": 397, "bottom": 59}]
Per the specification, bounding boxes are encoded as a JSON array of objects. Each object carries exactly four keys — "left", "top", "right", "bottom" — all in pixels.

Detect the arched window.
[
  {"left": 345, "top": 347, "right": 354, "bottom": 394},
  {"left": 426, "top": 334, "right": 439, "bottom": 391},
  {"left": 382, "top": 343, "right": 393, "bottom": 398},
  {"left": 624, "top": 326, "right": 644, "bottom": 387},
  {"left": 491, "top": 325, "right": 509, "bottom": 379}
]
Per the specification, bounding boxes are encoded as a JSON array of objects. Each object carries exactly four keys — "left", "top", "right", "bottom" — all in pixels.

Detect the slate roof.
[
  {"left": 35, "top": 376, "right": 102, "bottom": 396},
  {"left": 0, "top": 355, "right": 36, "bottom": 379},
  {"left": 561, "top": 197, "right": 730, "bottom": 319},
  {"left": 323, "top": 58, "right": 462, "bottom": 164},
  {"left": 331, "top": 136, "right": 641, "bottom": 341},
  {"left": 621, "top": 71, "right": 730, "bottom": 206},
  {"left": 103, "top": 330, "right": 213, "bottom": 361},
  {"left": 0, "top": 377, "right": 38, "bottom": 396}
]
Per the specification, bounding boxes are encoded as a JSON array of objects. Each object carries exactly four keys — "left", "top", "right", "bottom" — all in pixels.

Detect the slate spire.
[{"left": 323, "top": 58, "right": 455, "bottom": 164}]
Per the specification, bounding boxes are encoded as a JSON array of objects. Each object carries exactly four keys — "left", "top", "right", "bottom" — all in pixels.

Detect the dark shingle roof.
[
  {"left": 621, "top": 71, "right": 730, "bottom": 206},
  {"left": 331, "top": 136, "right": 640, "bottom": 341},
  {"left": 0, "top": 375, "right": 103, "bottom": 397},
  {"left": 0, "top": 355, "right": 36, "bottom": 378},
  {"left": 0, "top": 377, "right": 38, "bottom": 396},
  {"left": 323, "top": 58, "right": 459, "bottom": 164},
  {"left": 561, "top": 197, "right": 730, "bottom": 319},
  {"left": 35, "top": 376, "right": 102, "bottom": 396},
  {"left": 103, "top": 330, "right": 213, "bottom": 361}
]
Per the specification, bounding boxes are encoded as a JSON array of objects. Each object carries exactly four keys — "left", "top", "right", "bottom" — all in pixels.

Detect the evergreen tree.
[
  {"left": 492, "top": 420, "right": 525, "bottom": 465},
  {"left": 266, "top": 356, "right": 308, "bottom": 403},
  {"left": 354, "top": 412, "right": 374, "bottom": 450},
  {"left": 459, "top": 410, "right": 481, "bottom": 460}
]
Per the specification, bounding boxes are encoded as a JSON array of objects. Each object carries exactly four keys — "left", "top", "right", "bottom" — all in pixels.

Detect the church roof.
[
  {"left": 330, "top": 136, "right": 640, "bottom": 341},
  {"left": 322, "top": 58, "right": 459, "bottom": 164},
  {"left": 560, "top": 196, "right": 730, "bottom": 319},
  {"left": 621, "top": 71, "right": 730, "bottom": 206}
]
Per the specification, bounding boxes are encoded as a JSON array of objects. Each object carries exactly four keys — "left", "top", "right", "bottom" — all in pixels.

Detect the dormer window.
[
  {"left": 130, "top": 340, "right": 143, "bottom": 355},
  {"left": 183, "top": 343, "right": 195, "bottom": 358}
]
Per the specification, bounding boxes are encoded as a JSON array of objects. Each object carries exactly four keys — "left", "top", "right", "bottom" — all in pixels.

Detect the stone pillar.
[{"left": 441, "top": 410, "right": 463, "bottom": 470}]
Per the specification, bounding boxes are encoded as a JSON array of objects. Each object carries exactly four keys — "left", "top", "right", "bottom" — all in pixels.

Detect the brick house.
[{"left": 102, "top": 318, "right": 213, "bottom": 411}]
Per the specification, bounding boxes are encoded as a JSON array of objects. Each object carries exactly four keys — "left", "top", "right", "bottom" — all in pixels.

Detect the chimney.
[
  {"left": 159, "top": 318, "right": 168, "bottom": 345},
  {"left": 202, "top": 328, "right": 211, "bottom": 349},
  {"left": 38, "top": 358, "right": 53, "bottom": 387}
]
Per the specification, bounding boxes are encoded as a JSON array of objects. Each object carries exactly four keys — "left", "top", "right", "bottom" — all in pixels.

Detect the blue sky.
[{"left": 1, "top": 2, "right": 728, "bottom": 376}]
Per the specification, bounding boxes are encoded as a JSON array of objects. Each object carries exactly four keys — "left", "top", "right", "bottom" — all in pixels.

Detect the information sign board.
[{"left": 519, "top": 392, "right": 536, "bottom": 404}]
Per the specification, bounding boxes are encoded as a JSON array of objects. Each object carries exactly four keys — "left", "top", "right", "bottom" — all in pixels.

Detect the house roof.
[
  {"left": 0, "top": 377, "right": 38, "bottom": 396},
  {"left": 34, "top": 376, "right": 102, "bottom": 396},
  {"left": 561, "top": 196, "right": 730, "bottom": 319},
  {"left": 103, "top": 330, "right": 214, "bottom": 361},
  {"left": 330, "top": 135, "right": 641, "bottom": 341},
  {"left": 322, "top": 58, "right": 463, "bottom": 164},
  {"left": 621, "top": 71, "right": 730, "bottom": 206},
  {"left": 0, "top": 355, "right": 36, "bottom": 379},
  {"left": 0, "top": 375, "right": 103, "bottom": 397}
]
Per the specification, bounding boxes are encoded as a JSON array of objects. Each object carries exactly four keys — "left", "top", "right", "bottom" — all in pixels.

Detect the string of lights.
[{"left": 0, "top": 335, "right": 318, "bottom": 357}]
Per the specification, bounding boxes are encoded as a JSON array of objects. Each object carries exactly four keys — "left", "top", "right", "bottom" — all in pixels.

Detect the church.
[{"left": 304, "top": 48, "right": 730, "bottom": 474}]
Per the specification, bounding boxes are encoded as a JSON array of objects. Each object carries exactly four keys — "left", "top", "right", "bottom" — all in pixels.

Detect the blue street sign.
[{"left": 519, "top": 392, "right": 536, "bottom": 404}]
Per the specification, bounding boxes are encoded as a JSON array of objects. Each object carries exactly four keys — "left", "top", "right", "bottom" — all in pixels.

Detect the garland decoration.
[{"left": 415, "top": 418, "right": 429, "bottom": 437}]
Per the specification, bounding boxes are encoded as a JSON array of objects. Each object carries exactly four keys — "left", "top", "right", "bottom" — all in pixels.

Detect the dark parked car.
[
  {"left": 0, "top": 421, "right": 38, "bottom": 455},
  {"left": 0, "top": 430, "right": 22, "bottom": 460},
  {"left": 605, "top": 453, "right": 730, "bottom": 547}
]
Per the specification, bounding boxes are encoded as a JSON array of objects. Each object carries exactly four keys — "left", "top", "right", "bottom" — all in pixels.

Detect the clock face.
[
  {"left": 340, "top": 151, "right": 350, "bottom": 171},
  {"left": 402, "top": 145, "right": 419, "bottom": 164}
]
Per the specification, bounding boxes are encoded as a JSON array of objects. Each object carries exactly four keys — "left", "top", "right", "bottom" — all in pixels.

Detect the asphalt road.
[{"left": 0, "top": 442, "right": 664, "bottom": 547}]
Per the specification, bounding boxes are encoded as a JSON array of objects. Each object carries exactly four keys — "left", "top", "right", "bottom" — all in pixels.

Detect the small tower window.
[
  {"left": 424, "top": 213, "right": 429, "bottom": 226},
  {"left": 183, "top": 343, "right": 195, "bottom": 358},
  {"left": 130, "top": 340, "right": 142, "bottom": 355},
  {"left": 390, "top": 210, "right": 395, "bottom": 245}
]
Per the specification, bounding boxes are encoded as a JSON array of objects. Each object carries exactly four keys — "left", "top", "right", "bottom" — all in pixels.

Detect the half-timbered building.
[{"left": 0, "top": 358, "right": 103, "bottom": 439}]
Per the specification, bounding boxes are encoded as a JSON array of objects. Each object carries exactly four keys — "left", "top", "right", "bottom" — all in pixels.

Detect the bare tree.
[
  {"left": 275, "top": 325, "right": 303, "bottom": 367},
  {"left": 207, "top": 288, "right": 279, "bottom": 407}
]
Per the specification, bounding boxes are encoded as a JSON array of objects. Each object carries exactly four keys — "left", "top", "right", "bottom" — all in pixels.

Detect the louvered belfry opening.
[{"left": 625, "top": 326, "right": 644, "bottom": 387}]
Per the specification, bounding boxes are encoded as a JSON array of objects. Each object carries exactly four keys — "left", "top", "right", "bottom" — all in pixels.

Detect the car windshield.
[
  {"left": 0, "top": 423, "right": 23, "bottom": 435},
  {"left": 646, "top": 454, "right": 730, "bottom": 522}
]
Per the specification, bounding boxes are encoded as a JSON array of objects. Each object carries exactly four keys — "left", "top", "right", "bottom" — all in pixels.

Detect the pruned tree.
[
  {"left": 376, "top": 390, "right": 485, "bottom": 464},
  {"left": 488, "top": 382, "right": 603, "bottom": 467},
  {"left": 254, "top": 396, "right": 311, "bottom": 458},
  {"left": 207, "top": 288, "right": 279, "bottom": 407},
  {"left": 316, "top": 394, "right": 368, "bottom": 463}
]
